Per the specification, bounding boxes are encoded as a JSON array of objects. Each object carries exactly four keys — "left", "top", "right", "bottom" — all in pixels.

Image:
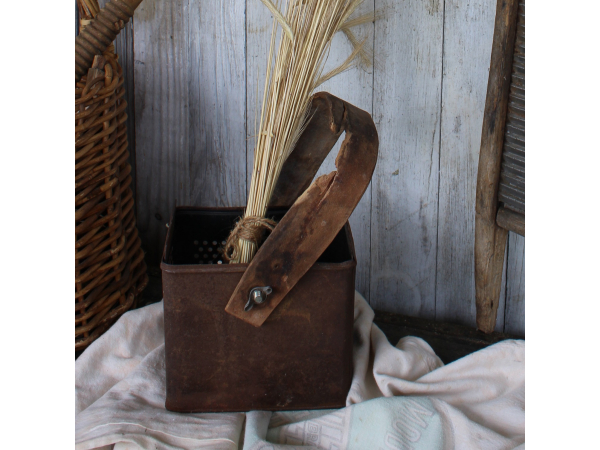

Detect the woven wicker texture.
[{"left": 75, "top": 2, "right": 147, "bottom": 351}]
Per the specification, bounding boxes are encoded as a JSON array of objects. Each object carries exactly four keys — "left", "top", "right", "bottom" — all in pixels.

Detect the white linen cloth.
[{"left": 76, "top": 292, "right": 525, "bottom": 450}]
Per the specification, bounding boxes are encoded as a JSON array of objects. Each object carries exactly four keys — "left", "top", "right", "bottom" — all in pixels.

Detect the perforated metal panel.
[{"left": 498, "top": 1, "right": 525, "bottom": 215}]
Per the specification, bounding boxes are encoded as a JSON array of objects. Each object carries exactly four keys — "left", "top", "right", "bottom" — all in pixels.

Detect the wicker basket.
[{"left": 75, "top": 1, "right": 147, "bottom": 351}]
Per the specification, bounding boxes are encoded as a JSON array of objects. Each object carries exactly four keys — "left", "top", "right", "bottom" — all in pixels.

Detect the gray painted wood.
[
  {"left": 133, "top": 0, "right": 191, "bottom": 266},
  {"left": 435, "top": 0, "right": 497, "bottom": 326},
  {"left": 369, "top": 0, "right": 444, "bottom": 318},
  {"left": 246, "top": 0, "right": 274, "bottom": 196},
  {"left": 189, "top": 0, "right": 247, "bottom": 208},
  {"left": 504, "top": 232, "right": 525, "bottom": 335},
  {"left": 496, "top": 242, "right": 508, "bottom": 333}
]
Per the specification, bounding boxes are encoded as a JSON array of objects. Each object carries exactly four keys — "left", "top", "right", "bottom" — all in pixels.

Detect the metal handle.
[{"left": 225, "top": 92, "right": 378, "bottom": 327}]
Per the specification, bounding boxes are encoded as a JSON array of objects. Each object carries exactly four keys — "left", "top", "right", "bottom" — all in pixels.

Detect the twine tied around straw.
[{"left": 222, "top": 216, "right": 278, "bottom": 263}]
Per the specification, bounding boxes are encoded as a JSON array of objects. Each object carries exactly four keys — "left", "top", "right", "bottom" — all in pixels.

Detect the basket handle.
[
  {"left": 75, "top": 0, "right": 144, "bottom": 82},
  {"left": 225, "top": 92, "right": 379, "bottom": 327}
]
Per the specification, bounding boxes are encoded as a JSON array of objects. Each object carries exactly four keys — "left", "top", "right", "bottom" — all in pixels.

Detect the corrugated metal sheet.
[{"left": 498, "top": 1, "right": 525, "bottom": 215}]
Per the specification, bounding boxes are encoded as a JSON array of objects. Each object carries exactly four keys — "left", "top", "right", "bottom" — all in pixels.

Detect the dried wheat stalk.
[{"left": 224, "top": 0, "right": 373, "bottom": 264}]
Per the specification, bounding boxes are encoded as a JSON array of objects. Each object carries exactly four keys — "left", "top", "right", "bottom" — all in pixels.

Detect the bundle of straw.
[{"left": 224, "top": 0, "right": 373, "bottom": 264}]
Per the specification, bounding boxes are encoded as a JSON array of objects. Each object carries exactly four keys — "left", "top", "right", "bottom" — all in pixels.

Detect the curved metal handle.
[{"left": 225, "top": 92, "right": 379, "bottom": 327}]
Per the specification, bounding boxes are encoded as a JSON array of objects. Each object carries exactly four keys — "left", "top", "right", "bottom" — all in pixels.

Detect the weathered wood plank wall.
[
  {"left": 436, "top": 0, "right": 503, "bottom": 329},
  {"left": 134, "top": 1, "right": 191, "bottom": 266},
  {"left": 370, "top": 0, "right": 443, "bottom": 320},
  {"left": 126, "top": 0, "right": 525, "bottom": 334},
  {"left": 505, "top": 234, "right": 525, "bottom": 334}
]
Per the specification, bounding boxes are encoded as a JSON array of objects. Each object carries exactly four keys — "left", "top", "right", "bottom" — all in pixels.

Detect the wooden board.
[
  {"left": 435, "top": 0, "right": 498, "bottom": 326},
  {"left": 133, "top": 0, "right": 191, "bottom": 266},
  {"left": 494, "top": 241, "right": 508, "bottom": 333},
  {"left": 369, "top": 0, "right": 444, "bottom": 318},
  {"left": 188, "top": 0, "right": 247, "bottom": 208},
  {"left": 245, "top": 0, "right": 271, "bottom": 188},
  {"left": 497, "top": 207, "right": 525, "bottom": 236},
  {"left": 504, "top": 232, "right": 525, "bottom": 335}
]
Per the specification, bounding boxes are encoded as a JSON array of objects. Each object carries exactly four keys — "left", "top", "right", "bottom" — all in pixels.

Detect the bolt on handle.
[
  {"left": 244, "top": 286, "right": 273, "bottom": 312},
  {"left": 75, "top": 0, "right": 144, "bottom": 82}
]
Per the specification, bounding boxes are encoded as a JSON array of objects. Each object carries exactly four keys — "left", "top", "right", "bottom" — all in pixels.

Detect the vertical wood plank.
[
  {"left": 133, "top": 0, "right": 190, "bottom": 267},
  {"left": 495, "top": 244, "right": 507, "bottom": 332},
  {"left": 245, "top": 0, "right": 271, "bottom": 174},
  {"left": 189, "top": 0, "right": 247, "bottom": 208},
  {"left": 370, "top": 0, "right": 444, "bottom": 317},
  {"left": 504, "top": 232, "right": 525, "bottom": 335},
  {"left": 435, "top": 0, "right": 497, "bottom": 326},
  {"left": 99, "top": 0, "right": 136, "bottom": 200}
]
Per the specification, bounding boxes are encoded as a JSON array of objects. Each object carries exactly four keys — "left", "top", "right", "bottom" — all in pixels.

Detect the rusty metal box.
[{"left": 161, "top": 206, "right": 356, "bottom": 413}]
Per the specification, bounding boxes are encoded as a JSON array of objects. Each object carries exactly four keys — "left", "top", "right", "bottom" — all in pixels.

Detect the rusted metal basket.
[
  {"left": 75, "top": 1, "right": 147, "bottom": 351},
  {"left": 161, "top": 93, "right": 378, "bottom": 412}
]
